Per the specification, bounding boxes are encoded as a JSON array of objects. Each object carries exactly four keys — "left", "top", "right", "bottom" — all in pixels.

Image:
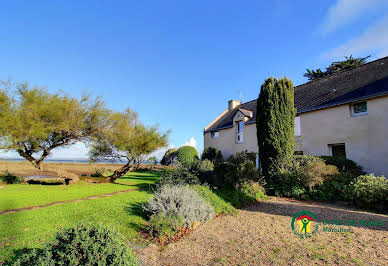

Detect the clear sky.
[{"left": 1, "top": 0, "right": 388, "bottom": 159}]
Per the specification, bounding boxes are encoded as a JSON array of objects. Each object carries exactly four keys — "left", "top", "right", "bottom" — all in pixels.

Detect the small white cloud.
[
  {"left": 182, "top": 137, "right": 197, "bottom": 148},
  {"left": 323, "top": 14, "right": 388, "bottom": 59},
  {"left": 319, "top": 0, "right": 388, "bottom": 35}
]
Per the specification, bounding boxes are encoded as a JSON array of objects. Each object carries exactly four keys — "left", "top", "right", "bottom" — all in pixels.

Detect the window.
[
  {"left": 351, "top": 101, "right": 367, "bottom": 116},
  {"left": 236, "top": 121, "right": 244, "bottom": 143},
  {"left": 328, "top": 143, "right": 346, "bottom": 158},
  {"left": 294, "top": 116, "right": 301, "bottom": 136},
  {"left": 211, "top": 131, "right": 219, "bottom": 138}
]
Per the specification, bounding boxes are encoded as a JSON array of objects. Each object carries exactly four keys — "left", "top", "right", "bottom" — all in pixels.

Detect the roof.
[{"left": 205, "top": 56, "right": 388, "bottom": 133}]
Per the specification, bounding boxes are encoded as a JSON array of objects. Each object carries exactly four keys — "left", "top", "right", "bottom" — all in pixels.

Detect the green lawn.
[
  {"left": 0, "top": 171, "right": 159, "bottom": 211},
  {"left": 0, "top": 171, "right": 159, "bottom": 262}
]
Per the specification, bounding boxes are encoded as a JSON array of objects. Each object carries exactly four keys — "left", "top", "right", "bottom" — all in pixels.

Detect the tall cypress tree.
[{"left": 256, "top": 77, "right": 295, "bottom": 179}]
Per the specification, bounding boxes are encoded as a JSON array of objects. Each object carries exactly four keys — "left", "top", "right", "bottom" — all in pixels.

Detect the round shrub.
[
  {"left": 12, "top": 223, "right": 138, "bottom": 266},
  {"left": 176, "top": 146, "right": 199, "bottom": 166},
  {"left": 143, "top": 185, "right": 214, "bottom": 227},
  {"left": 350, "top": 174, "right": 388, "bottom": 211},
  {"left": 160, "top": 148, "right": 177, "bottom": 165},
  {"left": 158, "top": 165, "right": 200, "bottom": 186}
]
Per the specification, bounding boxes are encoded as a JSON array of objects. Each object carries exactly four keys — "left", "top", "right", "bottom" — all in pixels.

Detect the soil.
[{"left": 137, "top": 197, "right": 388, "bottom": 265}]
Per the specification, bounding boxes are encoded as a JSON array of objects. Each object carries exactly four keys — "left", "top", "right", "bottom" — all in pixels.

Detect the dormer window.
[
  {"left": 211, "top": 131, "right": 219, "bottom": 138},
  {"left": 236, "top": 121, "right": 244, "bottom": 143},
  {"left": 351, "top": 101, "right": 367, "bottom": 116}
]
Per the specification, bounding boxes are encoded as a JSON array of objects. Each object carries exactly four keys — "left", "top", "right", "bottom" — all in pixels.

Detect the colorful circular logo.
[{"left": 291, "top": 210, "right": 319, "bottom": 239}]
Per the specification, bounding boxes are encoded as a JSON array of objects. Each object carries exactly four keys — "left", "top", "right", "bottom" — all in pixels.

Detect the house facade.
[{"left": 204, "top": 56, "right": 388, "bottom": 176}]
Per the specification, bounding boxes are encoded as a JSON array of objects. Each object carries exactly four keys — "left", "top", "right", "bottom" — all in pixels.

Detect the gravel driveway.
[{"left": 137, "top": 197, "right": 388, "bottom": 265}]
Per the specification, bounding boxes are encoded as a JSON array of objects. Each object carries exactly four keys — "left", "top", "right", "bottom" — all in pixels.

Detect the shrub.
[
  {"left": 160, "top": 148, "right": 177, "bottom": 165},
  {"left": 350, "top": 174, "right": 388, "bottom": 211},
  {"left": 147, "top": 213, "right": 183, "bottom": 239},
  {"left": 312, "top": 173, "right": 355, "bottom": 201},
  {"left": 91, "top": 167, "right": 106, "bottom": 177},
  {"left": 0, "top": 172, "right": 23, "bottom": 184},
  {"left": 193, "top": 185, "right": 237, "bottom": 215},
  {"left": 271, "top": 156, "right": 340, "bottom": 199},
  {"left": 12, "top": 223, "right": 138, "bottom": 266},
  {"left": 201, "top": 147, "right": 223, "bottom": 164},
  {"left": 239, "top": 181, "right": 267, "bottom": 201},
  {"left": 216, "top": 152, "right": 260, "bottom": 188},
  {"left": 158, "top": 165, "right": 199, "bottom": 186},
  {"left": 320, "top": 156, "right": 364, "bottom": 176},
  {"left": 215, "top": 188, "right": 259, "bottom": 208},
  {"left": 192, "top": 159, "right": 215, "bottom": 184},
  {"left": 143, "top": 185, "right": 214, "bottom": 227},
  {"left": 26, "top": 177, "right": 66, "bottom": 185},
  {"left": 176, "top": 146, "right": 199, "bottom": 166}
]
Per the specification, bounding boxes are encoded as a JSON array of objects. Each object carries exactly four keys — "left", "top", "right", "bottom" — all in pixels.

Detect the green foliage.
[
  {"left": 256, "top": 77, "right": 295, "bottom": 179},
  {"left": 143, "top": 185, "right": 214, "bottom": 227},
  {"left": 239, "top": 181, "right": 267, "bottom": 201},
  {"left": 192, "top": 185, "right": 237, "bottom": 215},
  {"left": 350, "top": 174, "right": 388, "bottom": 211},
  {"left": 176, "top": 146, "right": 199, "bottom": 166},
  {"left": 304, "top": 55, "right": 370, "bottom": 81},
  {"left": 215, "top": 187, "right": 262, "bottom": 208},
  {"left": 201, "top": 147, "right": 223, "bottom": 164},
  {"left": 214, "top": 152, "right": 261, "bottom": 188},
  {"left": 271, "top": 156, "right": 340, "bottom": 200},
  {"left": 0, "top": 80, "right": 108, "bottom": 170},
  {"left": 0, "top": 172, "right": 23, "bottom": 184},
  {"left": 319, "top": 156, "right": 364, "bottom": 176},
  {"left": 11, "top": 223, "right": 138, "bottom": 266},
  {"left": 148, "top": 156, "right": 158, "bottom": 164},
  {"left": 147, "top": 213, "right": 183, "bottom": 239},
  {"left": 91, "top": 167, "right": 106, "bottom": 177},
  {"left": 90, "top": 109, "right": 169, "bottom": 181},
  {"left": 160, "top": 148, "right": 177, "bottom": 165},
  {"left": 158, "top": 165, "right": 200, "bottom": 186}
]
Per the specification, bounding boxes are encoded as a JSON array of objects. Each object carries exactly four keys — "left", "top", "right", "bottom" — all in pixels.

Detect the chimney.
[{"left": 228, "top": 100, "right": 241, "bottom": 111}]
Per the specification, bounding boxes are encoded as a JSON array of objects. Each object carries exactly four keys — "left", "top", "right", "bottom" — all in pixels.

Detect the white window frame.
[
  {"left": 211, "top": 131, "right": 219, "bottom": 139},
  {"left": 236, "top": 121, "right": 244, "bottom": 144},
  {"left": 351, "top": 101, "right": 368, "bottom": 117},
  {"left": 294, "top": 116, "right": 301, "bottom": 136}
]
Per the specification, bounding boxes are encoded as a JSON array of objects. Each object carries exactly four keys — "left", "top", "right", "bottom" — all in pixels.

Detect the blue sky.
[{"left": 1, "top": 0, "right": 388, "bottom": 160}]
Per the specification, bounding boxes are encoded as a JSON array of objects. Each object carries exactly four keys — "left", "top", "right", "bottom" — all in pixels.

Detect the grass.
[
  {"left": 0, "top": 171, "right": 159, "bottom": 211},
  {"left": 192, "top": 185, "right": 237, "bottom": 216},
  {"left": 0, "top": 171, "right": 159, "bottom": 262}
]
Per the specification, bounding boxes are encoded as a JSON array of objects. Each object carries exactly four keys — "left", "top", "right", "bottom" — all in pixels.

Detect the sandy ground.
[{"left": 137, "top": 197, "right": 388, "bottom": 265}]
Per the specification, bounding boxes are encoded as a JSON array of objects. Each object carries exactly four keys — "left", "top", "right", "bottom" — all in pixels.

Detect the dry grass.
[
  {"left": 0, "top": 161, "right": 164, "bottom": 179},
  {"left": 137, "top": 197, "right": 388, "bottom": 265}
]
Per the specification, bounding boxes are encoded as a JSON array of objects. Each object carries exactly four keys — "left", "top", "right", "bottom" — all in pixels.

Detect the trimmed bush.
[
  {"left": 158, "top": 165, "right": 199, "bottom": 186},
  {"left": 160, "top": 148, "right": 177, "bottom": 165},
  {"left": 201, "top": 147, "right": 223, "bottom": 164},
  {"left": 320, "top": 156, "right": 364, "bottom": 176},
  {"left": 0, "top": 172, "right": 23, "bottom": 184},
  {"left": 143, "top": 185, "right": 214, "bottom": 227},
  {"left": 193, "top": 185, "right": 237, "bottom": 215},
  {"left": 215, "top": 188, "right": 260, "bottom": 208},
  {"left": 176, "top": 146, "right": 199, "bottom": 166},
  {"left": 239, "top": 181, "right": 267, "bottom": 201},
  {"left": 12, "top": 223, "right": 138, "bottom": 266},
  {"left": 147, "top": 213, "right": 183, "bottom": 239},
  {"left": 350, "top": 174, "right": 388, "bottom": 211}
]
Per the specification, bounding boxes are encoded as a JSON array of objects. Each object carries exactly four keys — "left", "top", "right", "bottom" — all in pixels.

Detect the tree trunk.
[
  {"left": 17, "top": 150, "right": 41, "bottom": 170},
  {"left": 107, "top": 163, "right": 136, "bottom": 183}
]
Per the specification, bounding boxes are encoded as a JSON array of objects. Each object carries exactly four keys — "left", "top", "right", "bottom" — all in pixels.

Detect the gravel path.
[{"left": 137, "top": 197, "right": 388, "bottom": 265}]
